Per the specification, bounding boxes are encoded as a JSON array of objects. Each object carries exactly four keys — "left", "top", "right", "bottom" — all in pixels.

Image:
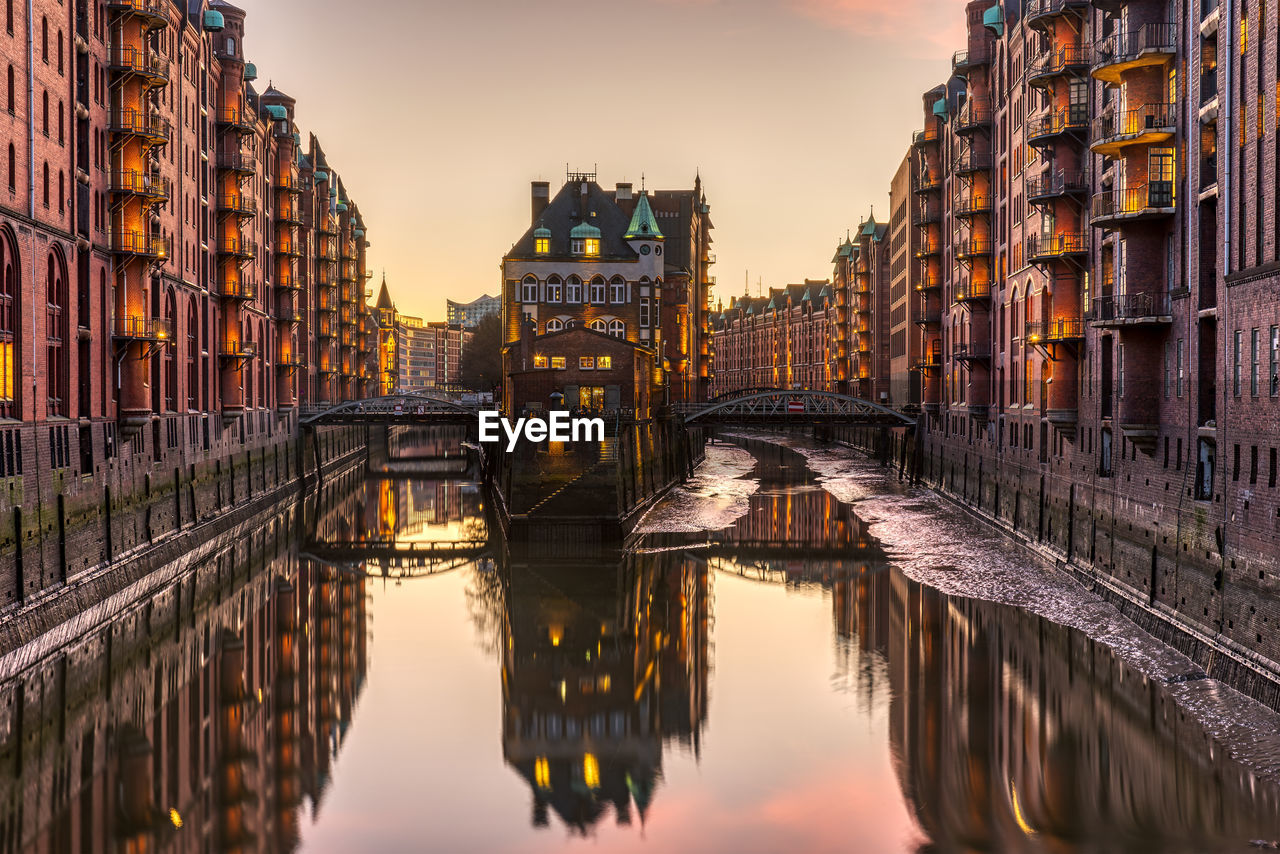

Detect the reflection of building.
[
  {"left": 0, "top": 496, "right": 370, "bottom": 852},
  {"left": 447, "top": 294, "right": 500, "bottom": 328},
  {"left": 501, "top": 554, "right": 708, "bottom": 832}
]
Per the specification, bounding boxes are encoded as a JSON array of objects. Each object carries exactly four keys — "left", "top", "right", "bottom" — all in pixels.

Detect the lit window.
[
  {"left": 535, "top": 236, "right": 550, "bottom": 254},
  {"left": 585, "top": 238, "right": 600, "bottom": 256},
  {"left": 579, "top": 356, "right": 594, "bottom": 370},
  {"left": 533, "top": 354, "right": 548, "bottom": 368},
  {"left": 551, "top": 356, "right": 566, "bottom": 369},
  {"left": 546, "top": 277, "right": 562, "bottom": 302},
  {"left": 597, "top": 355, "right": 612, "bottom": 370}
]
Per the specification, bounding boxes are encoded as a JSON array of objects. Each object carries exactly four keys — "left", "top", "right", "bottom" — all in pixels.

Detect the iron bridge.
[
  {"left": 676, "top": 389, "right": 915, "bottom": 426},
  {"left": 300, "top": 391, "right": 482, "bottom": 427}
]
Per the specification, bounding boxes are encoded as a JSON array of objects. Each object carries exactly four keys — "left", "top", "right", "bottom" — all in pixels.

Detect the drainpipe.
[
  {"left": 27, "top": 0, "right": 36, "bottom": 417},
  {"left": 1218, "top": 0, "right": 1233, "bottom": 630}
]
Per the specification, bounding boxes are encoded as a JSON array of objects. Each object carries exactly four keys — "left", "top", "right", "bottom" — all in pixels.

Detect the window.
[
  {"left": 535, "top": 235, "right": 550, "bottom": 254},
  {"left": 1271, "top": 325, "right": 1279, "bottom": 397},
  {"left": 6, "top": 143, "right": 12, "bottom": 191},
  {"left": 589, "top": 277, "right": 605, "bottom": 304},
  {"left": 570, "top": 238, "right": 584, "bottom": 254},
  {"left": 608, "top": 320, "right": 625, "bottom": 338},
  {"left": 610, "top": 277, "right": 625, "bottom": 303},
  {"left": 41, "top": 91, "right": 47, "bottom": 136},
  {"left": 546, "top": 276, "right": 562, "bottom": 303},
  {"left": 579, "top": 356, "right": 595, "bottom": 370},
  {"left": 597, "top": 355, "right": 612, "bottom": 370},
  {"left": 1177, "top": 337, "right": 1185, "bottom": 397},
  {"left": 640, "top": 297, "right": 650, "bottom": 328},
  {"left": 45, "top": 253, "right": 66, "bottom": 416},
  {"left": 187, "top": 302, "right": 199, "bottom": 409},
  {"left": 584, "top": 238, "right": 600, "bottom": 256},
  {"left": 40, "top": 16, "right": 47, "bottom": 63},
  {"left": 163, "top": 291, "right": 175, "bottom": 411},
  {"left": 520, "top": 275, "right": 537, "bottom": 303},
  {"left": 1234, "top": 329, "right": 1243, "bottom": 395},
  {"left": 533, "top": 354, "right": 548, "bottom": 368},
  {"left": 544, "top": 318, "right": 563, "bottom": 333},
  {"left": 589, "top": 319, "right": 606, "bottom": 333},
  {"left": 0, "top": 230, "right": 16, "bottom": 418},
  {"left": 550, "top": 356, "right": 566, "bottom": 369},
  {"left": 1252, "top": 328, "right": 1261, "bottom": 396},
  {"left": 565, "top": 276, "right": 582, "bottom": 303},
  {"left": 41, "top": 162, "right": 48, "bottom": 207},
  {"left": 5, "top": 66, "right": 12, "bottom": 113}
]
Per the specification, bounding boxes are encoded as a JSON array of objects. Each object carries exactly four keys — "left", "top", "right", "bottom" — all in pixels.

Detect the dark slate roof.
[
  {"left": 532, "top": 325, "right": 650, "bottom": 351},
  {"left": 375, "top": 277, "right": 394, "bottom": 310},
  {"left": 508, "top": 181, "right": 638, "bottom": 261}
]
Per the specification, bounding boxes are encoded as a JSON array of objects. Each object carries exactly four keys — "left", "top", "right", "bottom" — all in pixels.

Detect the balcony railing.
[
  {"left": 953, "top": 343, "right": 991, "bottom": 360},
  {"left": 915, "top": 273, "right": 942, "bottom": 291},
  {"left": 953, "top": 45, "right": 991, "bottom": 72},
  {"left": 276, "top": 207, "right": 305, "bottom": 226},
  {"left": 113, "top": 316, "right": 173, "bottom": 341},
  {"left": 1092, "top": 24, "right": 1177, "bottom": 80},
  {"left": 276, "top": 271, "right": 301, "bottom": 291},
  {"left": 1028, "top": 44, "right": 1090, "bottom": 84},
  {"left": 1091, "top": 102, "right": 1175, "bottom": 152},
  {"left": 913, "top": 126, "right": 940, "bottom": 146},
  {"left": 954, "top": 279, "right": 992, "bottom": 302},
  {"left": 276, "top": 306, "right": 304, "bottom": 324},
  {"left": 109, "top": 169, "right": 169, "bottom": 200},
  {"left": 220, "top": 280, "right": 256, "bottom": 300},
  {"left": 1026, "top": 168, "right": 1088, "bottom": 202},
  {"left": 1091, "top": 183, "right": 1175, "bottom": 225},
  {"left": 318, "top": 318, "right": 337, "bottom": 338},
  {"left": 956, "top": 99, "right": 993, "bottom": 132},
  {"left": 916, "top": 237, "right": 943, "bottom": 257},
  {"left": 912, "top": 351, "right": 944, "bottom": 371},
  {"left": 219, "top": 340, "right": 258, "bottom": 359},
  {"left": 1025, "top": 0, "right": 1090, "bottom": 25},
  {"left": 955, "top": 236, "right": 994, "bottom": 259},
  {"left": 216, "top": 153, "right": 256, "bottom": 174},
  {"left": 111, "top": 231, "right": 169, "bottom": 259},
  {"left": 914, "top": 306, "right": 942, "bottom": 325},
  {"left": 217, "top": 193, "right": 256, "bottom": 217},
  {"left": 214, "top": 106, "right": 257, "bottom": 133},
  {"left": 1025, "top": 318, "right": 1086, "bottom": 342},
  {"left": 954, "top": 192, "right": 992, "bottom": 217},
  {"left": 1026, "top": 232, "right": 1087, "bottom": 260},
  {"left": 912, "top": 204, "right": 942, "bottom": 226},
  {"left": 956, "top": 151, "right": 992, "bottom": 174},
  {"left": 216, "top": 236, "right": 257, "bottom": 258},
  {"left": 1026, "top": 106, "right": 1088, "bottom": 144},
  {"left": 277, "top": 240, "right": 305, "bottom": 257},
  {"left": 106, "top": 0, "right": 169, "bottom": 25},
  {"left": 912, "top": 172, "right": 942, "bottom": 194},
  {"left": 107, "top": 45, "right": 169, "bottom": 85},
  {"left": 275, "top": 173, "right": 305, "bottom": 193},
  {"left": 108, "top": 110, "right": 170, "bottom": 142},
  {"left": 1092, "top": 293, "right": 1173, "bottom": 324}
]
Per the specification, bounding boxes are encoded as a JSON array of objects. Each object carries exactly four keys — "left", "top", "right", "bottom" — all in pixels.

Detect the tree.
[{"left": 459, "top": 312, "right": 502, "bottom": 391}]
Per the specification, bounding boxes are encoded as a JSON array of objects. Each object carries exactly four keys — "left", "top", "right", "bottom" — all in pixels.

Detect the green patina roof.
[
  {"left": 861, "top": 218, "right": 878, "bottom": 237},
  {"left": 533, "top": 224, "right": 551, "bottom": 239},
  {"left": 819, "top": 285, "right": 832, "bottom": 298},
  {"left": 264, "top": 104, "right": 287, "bottom": 121},
  {"left": 983, "top": 4, "right": 1004, "bottom": 34},
  {"left": 314, "top": 169, "right": 328, "bottom": 183},
  {"left": 932, "top": 98, "right": 948, "bottom": 119},
  {"left": 569, "top": 221, "right": 601, "bottom": 239},
  {"left": 623, "top": 193, "right": 664, "bottom": 241},
  {"left": 203, "top": 10, "right": 224, "bottom": 31},
  {"left": 244, "top": 62, "right": 257, "bottom": 81},
  {"left": 801, "top": 288, "right": 812, "bottom": 302}
]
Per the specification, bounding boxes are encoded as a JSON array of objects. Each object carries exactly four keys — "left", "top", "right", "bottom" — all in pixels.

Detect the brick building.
[
  {"left": 888, "top": 0, "right": 1280, "bottom": 693},
  {"left": 0, "top": 0, "right": 379, "bottom": 601}
]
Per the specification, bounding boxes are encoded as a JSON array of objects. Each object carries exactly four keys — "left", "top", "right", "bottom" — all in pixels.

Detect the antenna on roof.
[{"left": 641, "top": 172, "right": 645, "bottom": 192}]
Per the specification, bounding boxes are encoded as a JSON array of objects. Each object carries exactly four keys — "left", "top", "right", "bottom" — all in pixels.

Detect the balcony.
[
  {"left": 109, "top": 169, "right": 169, "bottom": 201},
  {"left": 954, "top": 192, "right": 992, "bottom": 218},
  {"left": 217, "top": 193, "right": 256, "bottom": 218},
  {"left": 912, "top": 351, "right": 944, "bottom": 372},
  {"left": 954, "top": 279, "right": 992, "bottom": 303},
  {"left": 216, "top": 236, "right": 257, "bottom": 258},
  {"left": 953, "top": 343, "right": 991, "bottom": 362},
  {"left": 317, "top": 318, "right": 337, "bottom": 338},
  {"left": 1092, "top": 293, "right": 1173, "bottom": 327},
  {"left": 1090, "top": 183, "right": 1175, "bottom": 226},
  {"left": 318, "top": 288, "right": 338, "bottom": 312},
  {"left": 277, "top": 239, "right": 305, "bottom": 258},
  {"left": 956, "top": 99, "right": 992, "bottom": 134},
  {"left": 1091, "top": 103, "right": 1176, "bottom": 155},
  {"left": 956, "top": 151, "right": 992, "bottom": 174},
  {"left": 916, "top": 236, "right": 943, "bottom": 257},
  {"left": 318, "top": 244, "right": 338, "bottom": 262},
  {"left": 952, "top": 46, "right": 991, "bottom": 74},
  {"left": 914, "top": 306, "right": 942, "bottom": 326},
  {"left": 108, "top": 110, "right": 170, "bottom": 144},
  {"left": 106, "top": 0, "right": 168, "bottom": 29},
  {"left": 341, "top": 329, "right": 356, "bottom": 348},
  {"left": 913, "top": 126, "right": 940, "bottom": 147},
  {"left": 1025, "top": 317, "right": 1086, "bottom": 343},
  {"left": 276, "top": 207, "right": 305, "bottom": 227},
  {"left": 277, "top": 353, "right": 306, "bottom": 369},
  {"left": 915, "top": 273, "right": 942, "bottom": 291},
  {"left": 108, "top": 45, "right": 169, "bottom": 86},
  {"left": 1028, "top": 44, "right": 1090, "bottom": 87},
  {"left": 214, "top": 106, "right": 257, "bottom": 134},
  {"left": 912, "top": 204, "right": 942, "bottom": 226},
  {"left": 219, "top": 340, "right": 258, "bottom": 360},
  {"left": 1027, "top": 168, "right": 1088, "bottom": 203},
  {"left": 912, "top": 172, "right": 942, "bottom": 194},
  {"left": 216, "top": 153, "right": 256, "bottom": 174},
  {"left": 955, "top": 236, "right": 993, "bottom": 260},
  {"left": 275, "top": 272, "right": 302, "bottom": 291},
  {"left": 1025, "top": 0, "right": 1090, "bottom": 27},
  {"left": 1026, "top": 106, "right": 1088, "bottom": 146},
  {"left": 111, "top": 230, "right": 169, "bottom": 260},
  {"left": 220, "top": 280, "right": 256, "bottom": 301},
  {"left": 275, "top": 173, "right": 305, "bottom": 194},
  {"left": 113, "top": 316, "right": 173, "bottom": 341},
  {"left": 1092, "top": 24, "right": 1177, "bottom": 84},
  {"left": 276, "top": 306, "right": 304, "bottom": 324},
  {"left": 1026, "top": 232, "right": 1087, "bottom": 262}
]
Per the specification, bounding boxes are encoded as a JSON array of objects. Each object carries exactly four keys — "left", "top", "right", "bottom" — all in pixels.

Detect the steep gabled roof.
[
  {"left": 623, "top": 193, "right": 664, "bottom": 241},
  {"left": 507, "top": 181, "right": 638, "bottom": 261}
]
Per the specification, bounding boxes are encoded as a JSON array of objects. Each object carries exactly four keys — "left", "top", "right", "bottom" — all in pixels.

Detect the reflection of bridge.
[
  {"left": 302, "top": 539, "right": 491, "bottom": 577},
  {"left": 676, "top": 389, "right": 915, "bottom": 426},
  {"left": 300, "top": 392, "right": 482, "bottom": 427}
]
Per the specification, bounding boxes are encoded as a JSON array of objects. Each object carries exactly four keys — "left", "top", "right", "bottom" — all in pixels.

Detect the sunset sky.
[{"left": 237, "top": 0, "right": 960, "bottom": 320}]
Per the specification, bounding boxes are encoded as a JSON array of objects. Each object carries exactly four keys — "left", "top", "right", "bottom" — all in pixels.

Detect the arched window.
[
  {"left": 565, "top": 275, "right": 582, "bottom": 303},
  {"left": 258, "top": 320, "right": 266, "bottom": 407},
  {"left": 242, "top": 320, "right": 252, "bottom": 403},
  {"left": 589, "top": 319, "right": 607, "bottom": 333},
  {"left": 520, "top": 275, "right": 537, "bottom": 303},
  {"left": 608, "top": 320, "right": 625, "bottom": 339},
  {"left": 545, "top": 318, "right": 563, "bottom": 333},
  {"left": 41, "top": 162, "right": 48, "bottom": 207},
  {"left": 40, "top": 17, "right": 47, "bottom": 63},
  {"left": 4, "top": 0, "right": 11, "bottom": 36},
  {"left": 0, "top": 230, "right": 18, "bottom": 418},
  {"left": 609, "top": 276, "right": 625, "bottom": 304},
  {"left": 57, "top": 100, "right": 62, "bottom": 144},
  {"left": 6, "top": 143, "right": 13, "bottom": 191},
  {"left": 546, "top": 275, "right": 562, "bottom": 303},
  {"left": 163, "top": 290, "right": 175, "bottom": 411},
  {"left": 45, "top": 251, "right": 66, "bottom": 416},
  {"left": 186, "top": 300, "right": 198, "bottom": 410},
  {"left": 41, "top": 91, "right": 47, "bottom": 136},
  {"left": 57, "top": 170, "right": 64, "bottom": 212},
  {"left": 56, "top": 29, "right": 63, "bottom": 75},
  {"left": 5, "top": 66, "right": 12, "bottom": 113},
  {"left": 589, "top": 276, "right": 605, "bottom": 304}
]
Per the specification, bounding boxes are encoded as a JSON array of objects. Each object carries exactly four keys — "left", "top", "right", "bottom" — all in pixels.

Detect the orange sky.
[{"left": 236, "top": 0, "right": 960, "bottom": 320}]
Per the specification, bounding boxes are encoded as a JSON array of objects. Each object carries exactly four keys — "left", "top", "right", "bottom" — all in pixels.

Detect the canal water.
[{"left": 4, "top": 434, "right": 1280, "bottom": 852}]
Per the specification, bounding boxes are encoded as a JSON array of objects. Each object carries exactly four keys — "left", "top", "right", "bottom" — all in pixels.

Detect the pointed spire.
[{"left": 624, "top": 193, "right": 664, "bottom": 241}]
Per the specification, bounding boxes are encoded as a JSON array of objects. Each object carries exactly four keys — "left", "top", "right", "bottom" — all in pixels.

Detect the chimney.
[
  {"left": 616, "top": 182, "right": 632, "bottom": 201},
  {"left": 531, "top": 181, "right": 550, "bottom": 224}
]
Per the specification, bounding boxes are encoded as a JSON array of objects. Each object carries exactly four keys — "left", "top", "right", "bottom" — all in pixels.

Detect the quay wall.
[{"left": 826, "top": 423, "right": 1280, "bottom": 712}]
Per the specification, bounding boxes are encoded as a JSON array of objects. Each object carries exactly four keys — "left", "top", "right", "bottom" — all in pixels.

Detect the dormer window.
[
  {"left": 535, "top": 236, "right": 550, "bottom": 254},
  {"left": 571, "top": 238, "right": 585, "bottom": 254},
  {"left": 584, "top": 238, "right": 600, "bottom": 256},
  {"left": 569, "top": 222, "right": 601, "bottom": 256}
]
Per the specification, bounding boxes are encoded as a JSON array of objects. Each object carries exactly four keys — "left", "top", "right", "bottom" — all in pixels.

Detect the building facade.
[
  {"left": 501, "top": 172, "right": 703, "bottom": 414},
  {"left": 395, "top": 315, "right": 435, "bottom": 390},
  {"left": 446, "top": 293, "right": 499, "bottom": 328},
  {"left": 892, "top": 0, "right": 1280, "bottom": 690}
]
